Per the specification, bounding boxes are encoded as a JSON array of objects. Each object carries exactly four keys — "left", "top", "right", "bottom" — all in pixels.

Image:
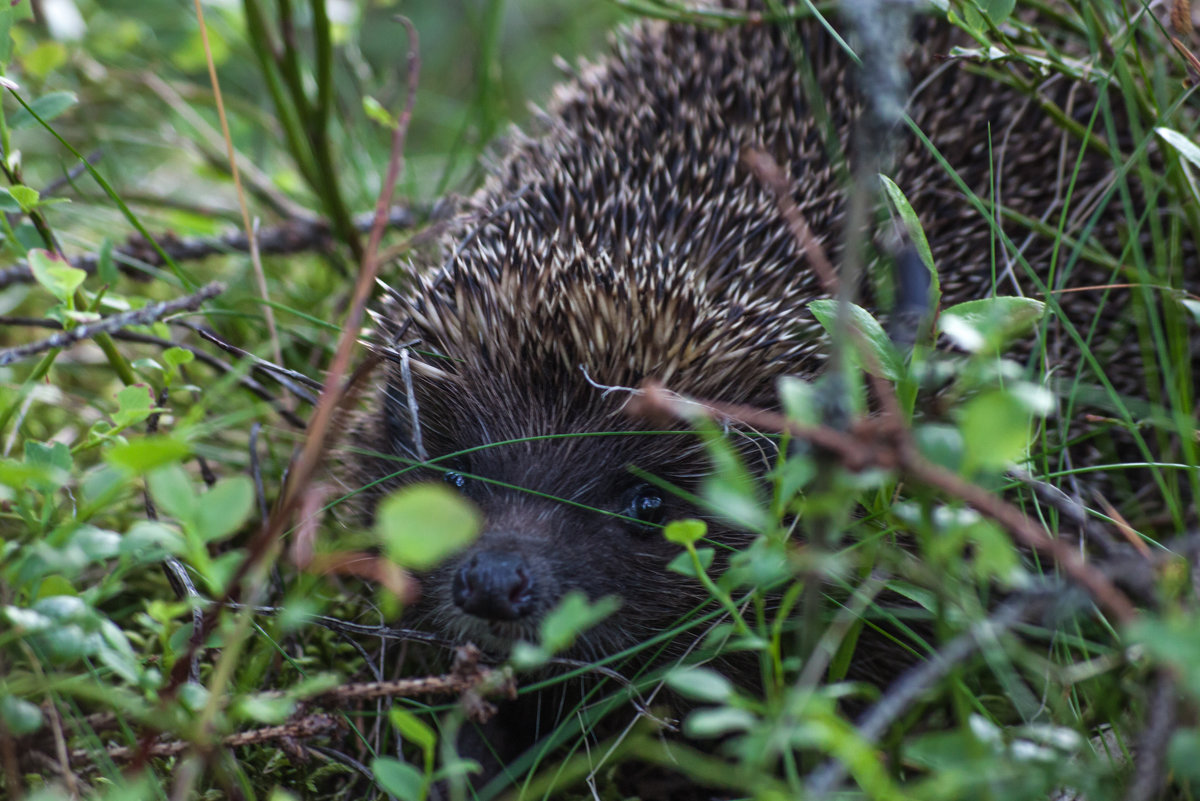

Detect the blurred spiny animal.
[{"left": 346, "top": 0, "right": 1195, "bottom": 779}]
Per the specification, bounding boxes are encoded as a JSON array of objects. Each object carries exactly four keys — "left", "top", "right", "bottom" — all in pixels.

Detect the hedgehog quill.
[{"left": 346, "top": 0, "right": 1194, "bottom": 780}]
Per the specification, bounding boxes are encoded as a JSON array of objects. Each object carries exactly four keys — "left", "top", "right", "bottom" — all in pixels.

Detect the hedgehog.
[{"left": 346, "top": 0, "right": 1194, "bottom": 780}]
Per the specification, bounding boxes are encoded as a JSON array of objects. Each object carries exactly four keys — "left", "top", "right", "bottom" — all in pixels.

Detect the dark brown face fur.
[{"left": 360, "top": 360, "right": 756, "bottom": 660}]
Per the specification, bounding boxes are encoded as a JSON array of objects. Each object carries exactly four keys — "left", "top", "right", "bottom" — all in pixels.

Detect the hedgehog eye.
[
  {"left": 443, "top": 471, "right": 469, "bottom": 491},
  {"left": 623, "top": 484, "right": 665, "bottom": 530}
]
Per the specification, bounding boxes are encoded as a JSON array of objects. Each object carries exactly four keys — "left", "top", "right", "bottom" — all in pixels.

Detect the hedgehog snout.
[{"left": 451, "top": 549, "right": 536, "bottom": 621}]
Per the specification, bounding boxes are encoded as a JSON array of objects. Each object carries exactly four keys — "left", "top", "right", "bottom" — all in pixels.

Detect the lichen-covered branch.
[{"left": 0, "top": 282, "right": 225, "bottom": 367}]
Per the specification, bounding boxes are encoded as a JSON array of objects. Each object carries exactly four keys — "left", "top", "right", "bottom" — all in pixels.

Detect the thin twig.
[
  {"left": 157, "top": 21, "right": 422, "bottom": 709},
  {"left": 0, "top": 206, "right": 421, "bottom": 290},
  {"left": 183, "top": 323, "right": 322, "bottom": 399},
  {"left": 0, "top": 282, "right": 224, "bottom": 367},
  {"left": 743, "top": 148, "right": 840, "bottom": 297},
  {"left": 57, "top": 646, "right": 512, "bottom": 767},
  {"left": 69, "top": 714, "right": 344, "bottom": 764},
  {"left": 629, "top": 384, "right": 1139, "bottom": 624},
  {"left": 264, "top": 17, "right": 420, "bottom": 569},
  {"left": 249, "top": 422, "right": 269, "bottom": 524},
  {"left": 0, "top": 318, "right": 310, "bottom": 425}
]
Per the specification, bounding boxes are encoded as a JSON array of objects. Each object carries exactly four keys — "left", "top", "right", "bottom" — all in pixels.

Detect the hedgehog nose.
[{"left": 452, "top": 550, "right": 535, "bottom": 621}]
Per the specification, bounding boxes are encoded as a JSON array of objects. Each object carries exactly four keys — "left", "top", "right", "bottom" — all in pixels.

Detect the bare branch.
[
  {"left": 0, "top": 282, "right": 225, "bottom": 367},
  {"left": 0, "top": 206, "right": 421, "bottom": 290}
]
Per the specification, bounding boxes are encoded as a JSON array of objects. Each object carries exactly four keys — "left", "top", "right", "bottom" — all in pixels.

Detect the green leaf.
[
  {"left": 10, "top": 90, "right": 78, "bottom": 131},
  {"left": 130, "top": 358, "right": 162, "bottom": 375},
  {"left": 61, "top": 309, "right": 99, "bottom": 324},
  {"left": 98, "top": 620, "right": 141, "bottom": 685},
  {"left": 22, "top": 41, "right": 67, "bottom": 80},
  {"left": 2, "top": 606, "right": 53, "bottom": 631},
  {"left": 964, "top": 518, "right": 1019, "bottom": 584},
  {"left": 106, "top": 436, "right": 190, "bottom": 474},
  {"left": 35, "top": 575, "right": 76, "bottom": 598},
  {"left": 146, "top": 464, "right": 197, "bottom": 523},
  {"left": 959, "top": 390, "right": 1034, "bottom": 472},
  {"left": 0, "top": 187, "right": 20, "bottom": 213},
  {"left": 1129, "top": 614, "right": 1200, "bottom": 699},
  {"left": 664, "top": 518, "right": 706, "bottom": 545},
  {"left": 178, "top": 683, "right": 209, "bottom": 713},
  {"left": 510, "top": 640, "right": 549, "bottom": 669},
  {"left": 363, "top": 96, "right": 397, "bottom": 130},
  {"left": 725, "top": 538, "right": 791, "bottom": 589},
  {"left": 207, "top": 550, "right": 245, "bottom": 595},
  {"left": 431, "top": 758, "right": 482, "bottom": 783},
  {"left": 978, "top": 0, "right": 1016, "bottom": 24},
  {"left": 119, "top": 521, "right": 185, "bottom": 561},
  {"left": 376, "top": 484, "right": 480, "bottom": 570},
  {"left": 10, "top": 185, "right": 39, "bottom": 212},
  {"left": 25, "top": 439, "right": 72, "bottom": 473},
  {"left": 98, "top": 238, "right": 118, "bottom": 285},
  {"left": 67, "top": 525, "right": 121, "bottom": 562},
  {"left": 698, "top": 420, "right": 769, "bottom": 532},
  {"left": 28, "top": 249, "right": 86, "bottom": 302},
  {"left": 540, "top": 591, "right": 620, "bottom": 655},
  {"left": 0, "top": 695, "right": 43, "bottom": 736},
  {"left": 195, "top": 476, "right": 254, "bottom": 543},
  {"left": 667, "top": 547, "right": 714, "bottom": 578},
  {"left": 939, "top": 296, "right": 1045, "bottom": 352},
  {"left": 1169, "top": 729, "right": 1200, "bottom": 785},
  {"left": 234, "top": 694, "right": 295, "bottom": 725},
  {"left": 390, "top": 707, "right": 437, "bottom": 753},
  {"left": 372, "top": 757, "right": 425, "bottom": 801},
  {"left": 956, "top": 3, "right": 985, "bottom": 32},
  {"left": 33, "top": 595, "right": 87, "bottom": 622},
  {"left": 0, "top": 457, "right": 66, "bottom": 493},
  {"left": 665, "top": 667, "right": 734, "bottom": 703},
  {"left": 0, "top": 1, "right": 33, "bottom": 67},
  {"left": 164, "top": 347, "right": 194, "bottom": 369},
  {"left": 1156, "top": 127, "right": 1200, "bottom": 170},
  {"left": 112, "top": 385, "right": 156, "bottom": 428},
  {"left": 34, "top": 623, "right": 96, "bottom": 662},
  {"left": 683, "top": 706, "right": 757, "bottom": 738},
  {"left": 808, "top": 299, "right": 903, "bottom": 380},
  {"left": 879, "top": 174, "right": 939, "bottom": 298},
  {"left": 913, "top": 424, "right": 964, "bottom": 473},
  {"left": 1182, "top": 298, "right": 1200, "bottom": 326},
  {"left": 778, "top": 375, "right": 819, "bottom": 427}
]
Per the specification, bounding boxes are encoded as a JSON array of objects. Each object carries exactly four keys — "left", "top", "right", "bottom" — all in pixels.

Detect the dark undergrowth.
[{"left": 0, "top": 1, "right": 1198, "bottom": 800}]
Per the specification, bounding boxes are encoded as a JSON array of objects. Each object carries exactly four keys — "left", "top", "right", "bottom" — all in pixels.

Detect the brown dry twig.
[
  {"left": 261, "top": 16, "right": 420, "bottom": 574},
  {"left": 628, "top": 382, "right": 1139, "bottom": 624},
  {"left": 68, "top": 714, "right": 344, "bottom": 764},
  {"left": 1172, "top": 0, "right": 1193, "bottom": 35},
  {"left": 743, "top": 148, "right": 841, "bottom": 297},
  {"left": 0, "top": 282, "right": 225, "bottom": 367},
  {"left": 156, "top": 18, "right": 421, "bottom": 720},
  {"left": 0, "top": 317, "right": 309, "bottom": 426},
  {"left": 0, "top": 206, "right": 421, "bottom": 290},
  {"left": 47, "top": 646, "right": 511, "bottom": 768}
]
